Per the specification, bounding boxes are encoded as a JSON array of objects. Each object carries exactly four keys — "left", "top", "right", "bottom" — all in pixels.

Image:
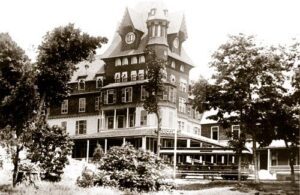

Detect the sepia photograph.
[{"left": 0, "top": 0, "right": 299, "bottom": 194}]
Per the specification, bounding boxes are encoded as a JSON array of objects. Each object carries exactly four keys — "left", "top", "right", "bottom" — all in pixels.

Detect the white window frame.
[
  {"left": 78, "top": 98, "right": 86, "bottom": 112},
  {"left": 138, "top": 69, "right": 144, "bottom": 80},
  {"left": 76, "top": 120, "right": 87, "bottom": 135},
  {"left": 121, "top": 87, "right": 132, "bottom": 103},
  {"left": 139, "top": 55, "right": 145, "bottom": 63},
  {"left": 231, "top": 125, "right": 240, "bottom": 139},
  {"left": 96, "top": 76, "right": 103, "bottom": 88},
  {"left": 78, "top": 79, "right": 85, "bottom": 90},
  {"left": 140, "top": 110, "right": 147, "bottom": 126},
  {"left": 61, "top": 99, "right": 68, "bottom": 114},
  {"left": 180, "top": 65, "right": 185, "bottom": 72},
  {"left": 131, "top": 56, "right": 138, "bottom": 64},
  {"left": 131, "top": 70, "right": 137, "bottom": 81},
  {"left": 115, "top": 58, "right": 121, "bottom": 66},
  {"left": 122, "top": 57, "right": 128, "bottom": 65},
  {"left": 115, "top": 72, "right": 120, "bottom": 83},
  {"left": 179, "top": 97, "right": 186, "bottom": 113},
  {"left": 211, "top": 126, "right": 219, "bottom": 140},
  {"left": 122, "top": 71, "right": 128, "bottom": 82},
  {"left": 105, "top": 89, "right": 116, "bottom": 104}
]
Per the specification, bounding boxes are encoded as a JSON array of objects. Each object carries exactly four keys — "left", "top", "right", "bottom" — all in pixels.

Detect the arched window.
[
  {"left": 139, "top": 55, "right": 145, "bottom": 63},
  {"left": 180, "top": 65, "right": 185, "bottom": 72},
  {"left": 131, "top": 56, "right": 138, "bottom": 64},
  {"left": 122, "top": 57, "right": 128, "bottom": 65},
  {"left": 115, "top": 58, "right": 121, "bottom": 66}
]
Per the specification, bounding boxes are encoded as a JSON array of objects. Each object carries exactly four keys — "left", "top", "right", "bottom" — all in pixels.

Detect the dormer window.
[
  {"left": 180, "top": 65, "right": 185, "bottom": 72},
  {"left": 163, "top": 9, "right": 168, "bottom": 16},
  {"left": 139, "top": 55, "right": 145, "bottom": 63},
  {"left": 131, "top": 56, "right": 137, "bottom": 64},
  {"left": 171, "top": 61, "right": 175, "bottom": 68},
  {"left": 125, "top": 32, "right": 135, "bottom": 44},
  {"left": 131, "top": 70, "right": 137, "bottom": 81},
  {"left": 122, "top": 72, "right": 128, "bottom": 82},
  {"left": 122, "top": 57, "right": 128, "bottom": 65},
  {"left": 150, "top": 8, "right": 156, "bottom": 16},
  {"left": 78, "top": 79, "right": 85, "bottom": 90},
  {"left": 115, "top": 72, "right": 120, "bottom": 83},
  {"left": 115, "top": 58, "right": 121, "bottom": 66},
  {"left": 96, "top": 76, "right": 103, "bottom": 88}
]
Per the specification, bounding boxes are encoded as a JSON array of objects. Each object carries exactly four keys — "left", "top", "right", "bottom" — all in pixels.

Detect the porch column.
[
  {"left": 126, "top": 107, "right": 129, "bottom": 128},
  {"left": 123, "top": 137, "right": 126, "bottom": 146},
  {"left": 267, "top": 149, "right": 271, "bottom": 171},
  {"left": 135, "top": 107, "right": 141, "bottom": 127},
  {"left": 86, "top": 139, "right": 90, "bottom": 162},
  {"left": 142, "top": 136, "right": 147, "bottom": 150},
  {"left": 113, "top": 109, "right": 117, "bottom": 129},
  {"left": 187, "top": 139, "right": 191, "bottom": 148},
  {"left": 104, "top": 138, "right": 107, "bottom": 154}
]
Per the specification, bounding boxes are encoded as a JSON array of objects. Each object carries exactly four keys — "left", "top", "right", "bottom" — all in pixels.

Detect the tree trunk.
[
  {"left": 156, "top": 112, "right": 161, "bottom": 158},
  {"left": 37, "top": 92, "right": 46, "bottom": 118},
  {"left": 12, "top": 145, "right": 21, "bottom": 187},
  {"left": 284, "top": 140, "right": 295, "bottom": 184},
  {"left": 238, "top": 153, "right": 241, "bottom": 183},
  {"left": 252, "top": 136, "right": 259, "bottom": 183}
]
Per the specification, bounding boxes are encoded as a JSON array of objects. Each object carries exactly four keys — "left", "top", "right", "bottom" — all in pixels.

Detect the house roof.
[
  {"left": 70, "top": 55, "right": 105, "bottom": 83},
  {"left": 102, "top": 2, "right": 192, "bottom": 65}
]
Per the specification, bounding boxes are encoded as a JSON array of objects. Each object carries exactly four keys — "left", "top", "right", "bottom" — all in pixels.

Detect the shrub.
[
  {"left": 92, "top": 144, "right": 104, "bottom": 162},
  {"left": 92, "top": 143, "right": 174, "bottom": 192},
  {"left": 76, "top": 167, "right": 95, "bottom": 188}
]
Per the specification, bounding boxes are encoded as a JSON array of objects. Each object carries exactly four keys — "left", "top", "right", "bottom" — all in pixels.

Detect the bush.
[
  {"left": 80, "top": 143, "right": 174, "bottom": 192},
  {"left": 76, "top": 167, "right": 95, "bottom": 188}
]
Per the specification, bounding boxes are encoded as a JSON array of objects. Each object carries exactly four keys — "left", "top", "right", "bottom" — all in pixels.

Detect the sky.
[{"left": 1, "top": 0, "right": 299, "bottom": 80}]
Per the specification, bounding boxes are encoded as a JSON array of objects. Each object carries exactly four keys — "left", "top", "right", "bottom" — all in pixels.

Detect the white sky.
[{"left": 1, "top": 0, "right": 299, "bottom": 80}]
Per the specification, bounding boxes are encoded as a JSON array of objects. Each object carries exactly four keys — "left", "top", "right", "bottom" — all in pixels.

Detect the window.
[
  {"left": 122, "top": 57, "right": 128, "bottom": 65},
  {"left": 131, "top": 70, "right": 137, "bottom": 81},
  {"left": 115, "top": 58, "right": 121, "bottom": 66},
  {"left": 163, "top": 88, "right": 168, "bottom": 100},
  {"left": 121, "top": 87, "right": 132, "bottom": 103},
  {"left": 150, "top": 8, "right": 156, "bottom": 16},
  {"left": 193, "top": 127, "right": 200, "bottom": 135},
  {"left": 79, "top": 98, "right": 86, "bottom": 112},
  {"left": 140, "top": 110, "right": 147, "bottom": 126},
  {"left": 131, "top": 56, "right": 138, "bottom": 64},
  {"left": 95, "top": 96, "right": 100, "bottom": 111},
  {"left": 178, "top": 121, "right": 184, "bottom": 131},
  {"left": 61, "top": 100, "right": 68, "bottom": 114},
  {"left": 180, "top": 81, "right": 187, "bottom": 92},
  {"left": 211, "top": 126, "right": 219, "bottom": 140},
  {"left": 157, "top": 25, "right": 161, "bottom": 37},
  {"left": 76, "top": 120, "right": 86, "bottom": 135},
  {"left": 232, "top": 125, "right": 240, "bottom": 139},
  {"left": 162, "top": 68, "right": 167, "bottom": 80},
  {"left": 125, "top": 32, "right": 135, "bottom": 44},
  {"left": 168, "top": 87, "right": 176, "bottom": 103},
  {"left": 180, "top": 65, "right": 185, "bottom": 72},
  {"left": 139, "top": 55, "right": 145, "bottom": 63},
  {"left": 104, "top": 89, "right": 116, "bottom": 104},
  {"left": 96, "top": 77, "right": 103, "bottom": 88},
  {"left": 141, "top": 85, "right": 148, "bottom": 100},
  {"left": 138, "top": 69, "right": 144, "bottom": 80},
  {"left": 115, "top": 72, "right": 120, "bottom": 83},
  {"left": 122, "top": 72, "right": 128, "bottom": 82},
  {"left": 78, "top": 79, "right": 85, "bottom": 90},
  {"left": 107, "top": 116, "right": 114, "bottom": 129},
  {"left": 61, "top": 121, "right": 67, "bottom": 131},
  {"left": 171, "top": 61, "right": 175, "bottom": 68},
  {"left": 179, "top": 97, "right": 186, "bottom": 113},
  {"left": 170, "top": 74, "right": 176, "bottom": 84}
]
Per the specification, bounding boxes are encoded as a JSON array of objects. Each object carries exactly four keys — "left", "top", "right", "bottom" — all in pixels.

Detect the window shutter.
[
  {"left": 76, "top": 121, "right": 79, "bottom": 135},
  {"left": 104, "top": 91, "right": 108, "bottom": 104},
  {"left": 121, "top": 88, "right": 126, "bottom": 102}
]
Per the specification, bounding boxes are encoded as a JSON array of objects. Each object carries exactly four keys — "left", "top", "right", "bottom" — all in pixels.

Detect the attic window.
[
  {"left": 180, "top": 65, "right": 185, "bottom": 72},
  {"left": 131, "top": 56, "right": 138, "bottom": 64},
  {"left": 96, "top": 76, "right": 103, "bottom": 88},
  {"left": 163, "top": 9, "right": 168, "bottom": 16},
  {"left": 122, "top": 57, "right": 128, "bottom": 65},
  {"left": 115, "top": 58, "right": 121, "bottom": 66},
  {"left": 171, "top": 61, "right": 175, "bottom": 68},
  {"left": 150, "top": 8, "right": 156, "bottom": 16},
  {"left": 139, "top": 55, "right": 145, "bottom": 63},
  {"left": 78, "top": 79, "right": 85, "bottom": 90}
]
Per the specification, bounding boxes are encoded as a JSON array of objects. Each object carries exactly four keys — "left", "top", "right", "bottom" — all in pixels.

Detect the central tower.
[{"left": 146, "top": 5, "right": 169, "bottom": 60}]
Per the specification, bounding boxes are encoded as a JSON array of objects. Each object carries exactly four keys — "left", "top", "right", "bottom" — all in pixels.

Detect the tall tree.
[
  {"left": 0, "top": 33, "right": 39, "bottom": 187},
  {"left": 193, "top": 34, "right": 286, "bottom": 183},
  {"left": 36, "top": 23, "right": 107, "bottom": 116},
  {"left": 143, "top": 49, "right": 166, "bottom": 157}
]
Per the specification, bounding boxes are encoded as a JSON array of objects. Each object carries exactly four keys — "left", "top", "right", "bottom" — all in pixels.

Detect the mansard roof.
[{"left": 70, "top": 55, "right": 105, "bottom": 83}]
